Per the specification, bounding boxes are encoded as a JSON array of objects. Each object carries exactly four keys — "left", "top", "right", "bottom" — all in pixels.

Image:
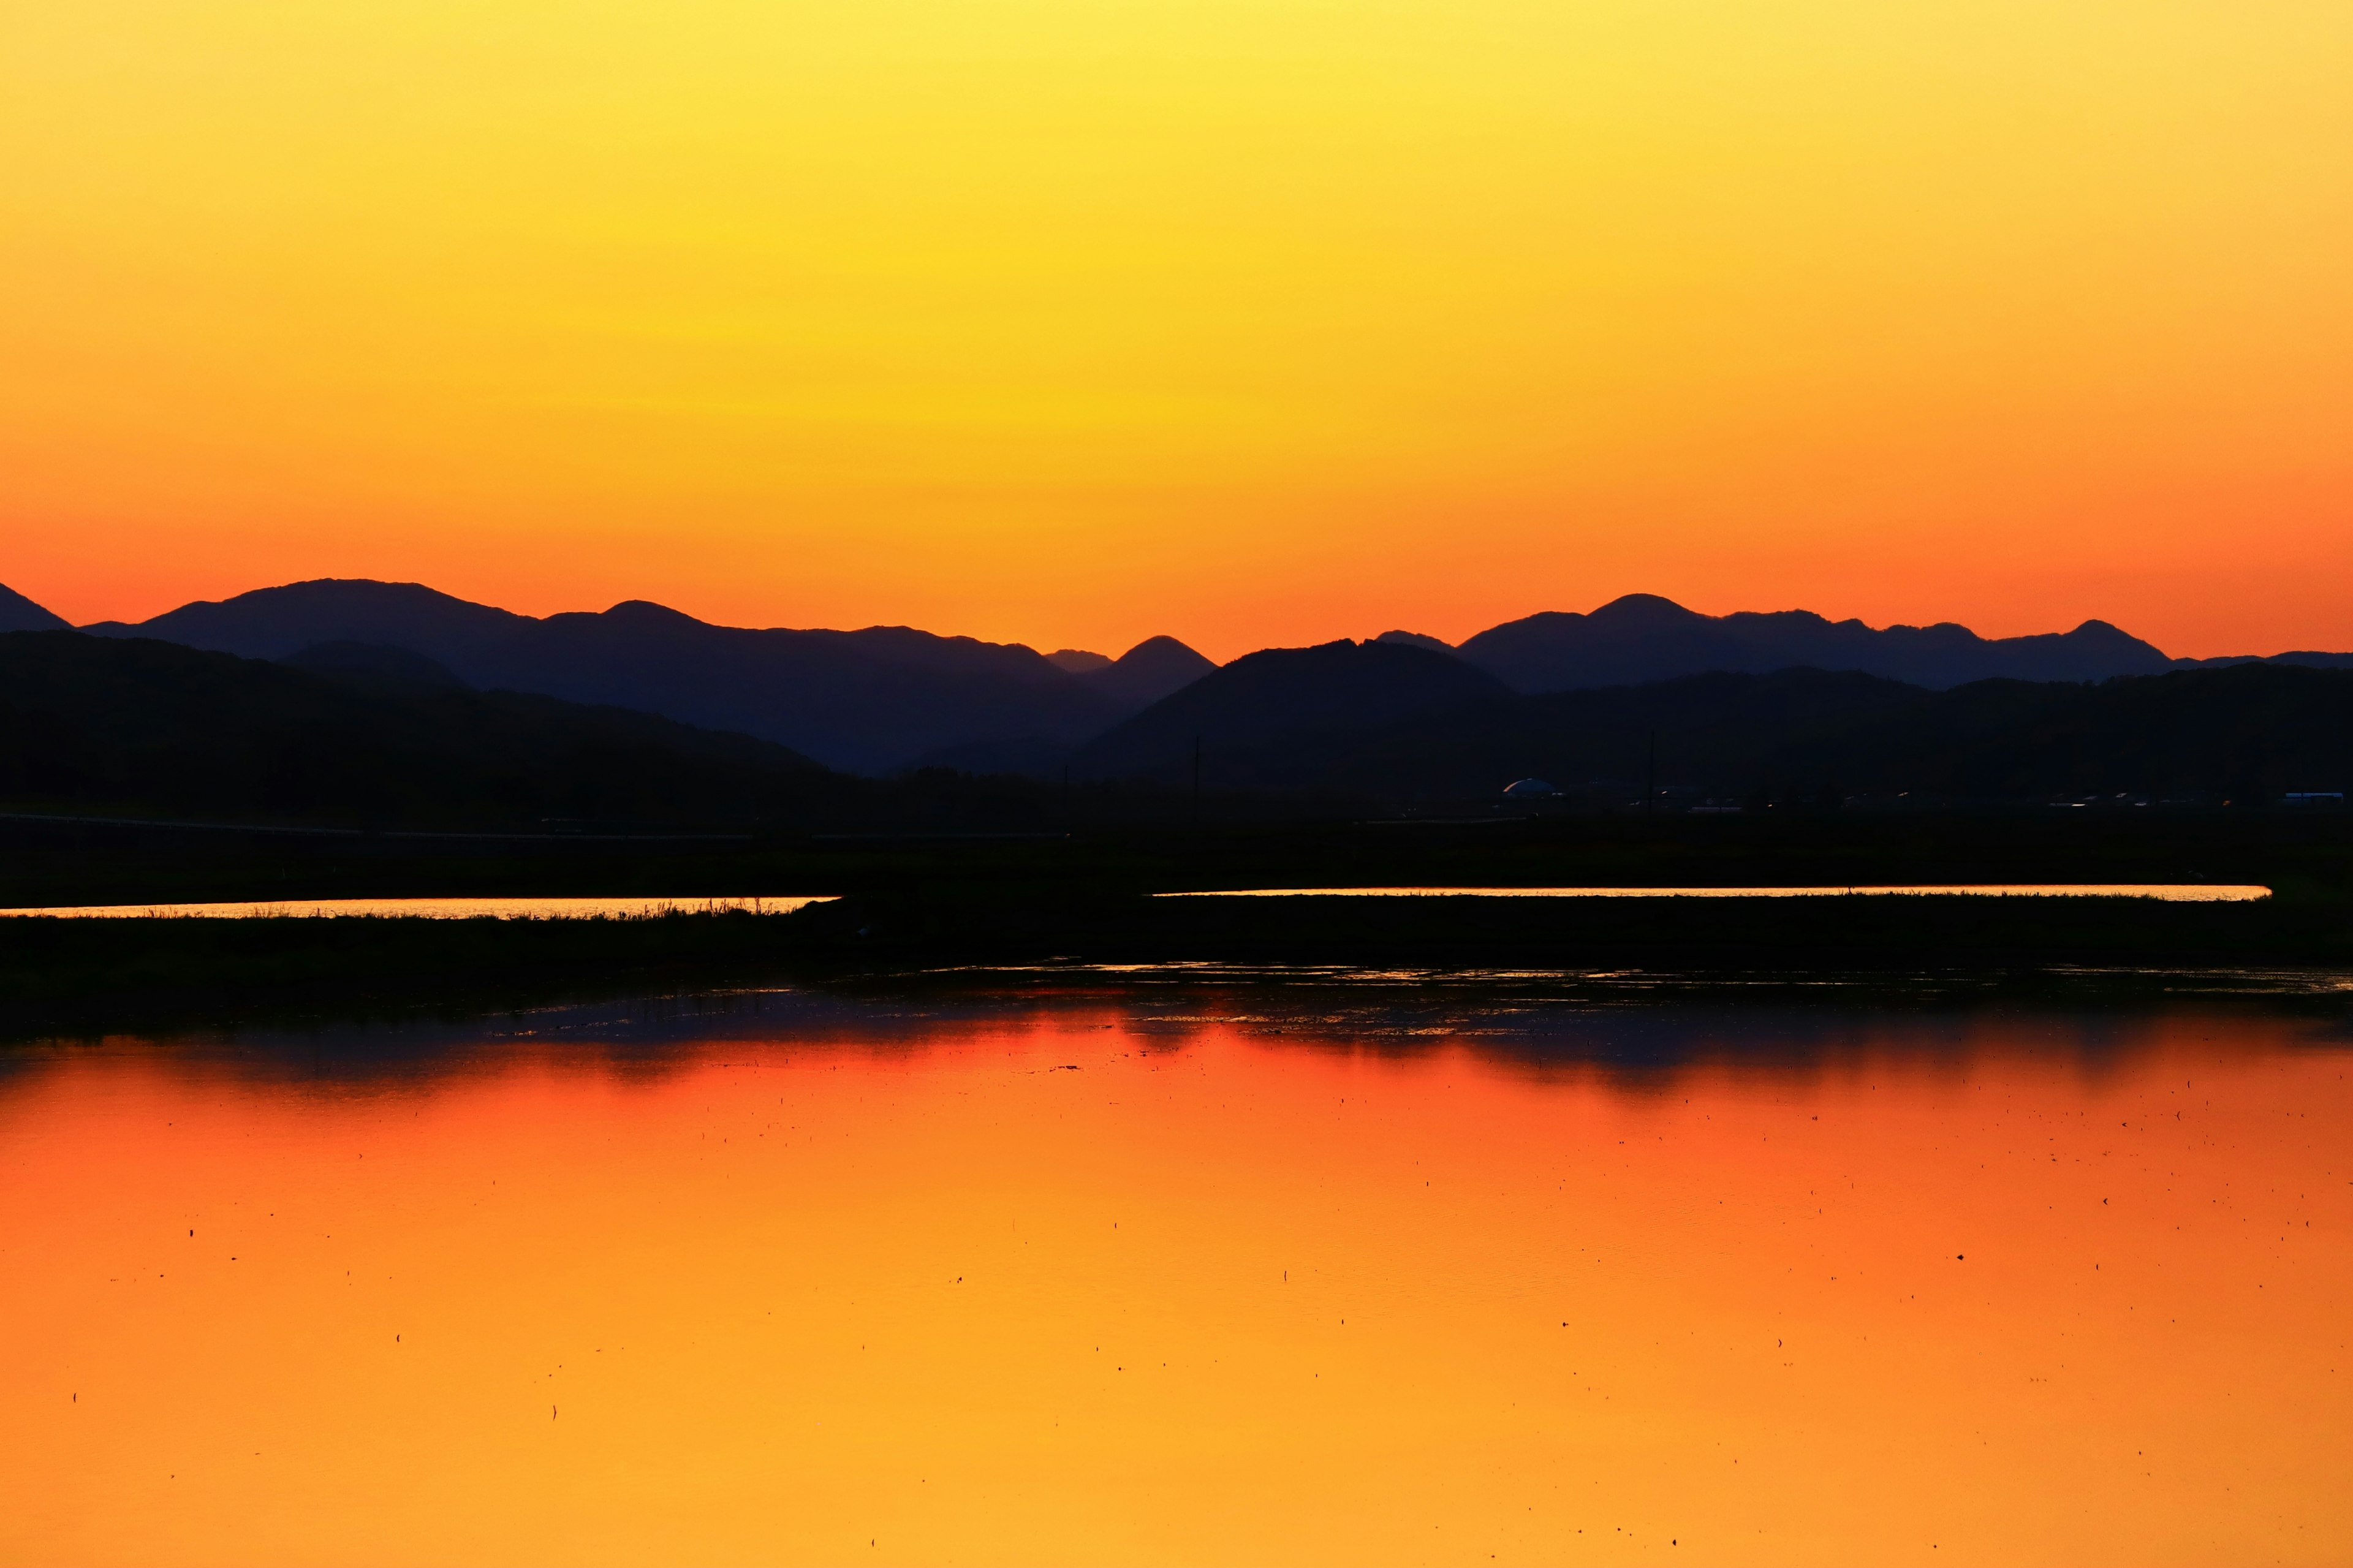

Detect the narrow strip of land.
[
  {"left": 1, "top": 895, "right": 833, "bottom": 919},
  {"left": 1159, "top": 884, "right": 2272, "bottom": 901}
]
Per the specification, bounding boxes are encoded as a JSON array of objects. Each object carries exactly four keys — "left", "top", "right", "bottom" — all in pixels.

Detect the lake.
[{"left": 4, "top": 973, "right": 2347, "bottom": 1565}]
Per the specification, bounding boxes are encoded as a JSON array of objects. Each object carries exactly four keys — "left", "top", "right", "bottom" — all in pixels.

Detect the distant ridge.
[
  {"left": 0, "top": 581, "right": 71, "bottom": 634},
  {"left": 1373, "top": 629, "right": 1455, "bottom": 654},
  {"left": 54, "top": 576, "right": 2353, "bottom": 781},
  {"left": 1456, "top": 594, "right": 2177, "bottom": 692},
  {"left": 85, "top": 580, "right": 1214, "bottom": 775},
  {"left": 2179, "top": 650, "right": 2353, "bottom": 672}
]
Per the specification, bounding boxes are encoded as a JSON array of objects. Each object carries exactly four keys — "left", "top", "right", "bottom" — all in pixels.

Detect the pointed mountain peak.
[
  {"left": 1074, "top": 635, "right": 1218, "bottom": 711},
  {"left": 1115, "top": 634, "right": 1213, "bottom": 667}
]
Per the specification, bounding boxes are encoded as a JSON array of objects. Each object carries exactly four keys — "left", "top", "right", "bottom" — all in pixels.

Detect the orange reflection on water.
[{"left": 2, "top": 997, "right": 2348, "bottom": 1565}]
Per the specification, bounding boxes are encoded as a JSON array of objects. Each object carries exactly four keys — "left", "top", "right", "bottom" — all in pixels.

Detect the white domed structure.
[{"left": 1502, "top": 778, "right": 1558, "bottom": 798}]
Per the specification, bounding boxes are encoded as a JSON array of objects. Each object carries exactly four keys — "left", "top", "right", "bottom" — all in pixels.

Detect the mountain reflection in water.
[{"left": 4, "top": 977, "right": 2348, "bottom": 1566}]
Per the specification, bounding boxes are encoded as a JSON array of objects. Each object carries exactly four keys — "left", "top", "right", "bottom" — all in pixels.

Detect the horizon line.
[{"left": 18, "top": 572, "right": 2315, "bottom": 667}]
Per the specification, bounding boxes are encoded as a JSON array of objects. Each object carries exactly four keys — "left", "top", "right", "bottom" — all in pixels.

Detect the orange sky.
[{"left": 4, "top": 0, "right": 2349, "bottom": 661}]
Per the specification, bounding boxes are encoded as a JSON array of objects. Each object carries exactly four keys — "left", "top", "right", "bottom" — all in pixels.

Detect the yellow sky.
[{"left": 4, "top": 0, "right": 2349, "bottom": 658}]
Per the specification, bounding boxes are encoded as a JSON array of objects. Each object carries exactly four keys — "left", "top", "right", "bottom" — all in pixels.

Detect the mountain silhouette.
[
  {"left": 1045, "top": 648, "right": 1114, "bottom": 674},
  {"left": 1456, "top": 594, "right": 2178, "bottom": 692},
  {"left": 56, "top": 577, "right": 2353, "bottom": 790},
  {"left": 85, "top": 580, "right": 1213, "bottom": 775},
  {"left": 2178, "top": 650, "right": 2353, "bottom": 672},
  {"left": 0, "top": 631, "right": 845, "bottom": 828},
  {"left": 0, "top": 582, "right": 71, "bottom": 634},
  {"left": 1074, "top": 635, "right": 1220, "bottom": 711},
  {"left": 1373, "top": 629, "right": 1455, "bottom": 654},
  {"left": 898, "top": 634, "right": 1226, "bottom": 779},
  {"left": 1071, "top": 639, "right": 1512, "bottom": 789},
  {"left": 86, "top": 578, "right": 526, "bottom": 662}
]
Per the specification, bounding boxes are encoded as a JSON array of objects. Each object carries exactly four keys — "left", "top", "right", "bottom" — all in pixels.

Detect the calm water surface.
[{"left": 3, "top": 979, "right": 2347, "bottom": 1566}]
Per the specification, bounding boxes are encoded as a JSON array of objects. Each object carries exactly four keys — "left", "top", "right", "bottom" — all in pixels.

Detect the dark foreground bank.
[
  {"left": 6, "top": 808, "right": 2348, "bottom": 1034},
  {"left": 6, "top": 806, "right": 2351, "bottom": 906},
  {"left": 6, "top": 884, "right": 2351, "bottom": 1037}
]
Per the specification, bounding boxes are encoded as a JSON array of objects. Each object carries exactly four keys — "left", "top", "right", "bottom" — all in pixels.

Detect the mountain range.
[
  {"left": 12, "top": 629, "right": 2346, "bottom": 828},
  {"left": 6, "top": 575, "right": 2349, "bottom": 784},
  {"left": 69, "top": 580, "right": 1214, "bottom": 775},
  {"left": 1438, "top": 594, "right": 2176, "bottom": 690}
]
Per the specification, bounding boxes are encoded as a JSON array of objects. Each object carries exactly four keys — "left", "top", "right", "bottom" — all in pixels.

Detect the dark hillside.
[
  {"left": 0, "top": 631, "right": 846, "bottom": 829},
  {"left": 1788, "top": 662, "right": 2353, "bottom": 802},
  {"left": 282, "top": 640, "right": 469, "bottom": 692},
  {"left": 1458, "top": 593, "right": 2175, "bottom": 692},
  {"left": 1072, "top": 640, "right": 1511, "bottom": 788},
  {"left": 1320, "top": 668, "right": 1928, "bottom": 802},
  {"left": 1074, "top": 663, "right": 2353, "bottom": 809}
]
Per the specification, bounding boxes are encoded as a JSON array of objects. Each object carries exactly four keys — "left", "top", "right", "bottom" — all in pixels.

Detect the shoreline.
[{"left": 5, "top": 890, "right": 2349, "bottom": 1039}]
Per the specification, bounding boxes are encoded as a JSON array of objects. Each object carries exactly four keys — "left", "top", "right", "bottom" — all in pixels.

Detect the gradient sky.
[{"left": 5, "top": 0, "right": 2349, "bottom": 660}]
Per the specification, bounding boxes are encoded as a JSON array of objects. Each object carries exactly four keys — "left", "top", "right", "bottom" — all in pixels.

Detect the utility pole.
[
  {"left": 1645, "top": 729, "right": 1657, "bottom": 817},
  {"left": 1191, "top": 735, "right": 1202, "bottom": 830},
  {"left": 1061, "top": 762, "right": 1070, "bottom": 838}
]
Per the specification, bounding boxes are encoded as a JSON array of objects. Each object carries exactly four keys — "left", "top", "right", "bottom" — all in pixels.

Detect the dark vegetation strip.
[
  {"left": 0, "top": 810, "right": 752, "bottom": 841},
  {"left": 4, "top": 811, "right": 2346, "bottom": 1036},
  {"left": 6, "top": 811, "right": 2350, "bottom": 908},
  {"left": 4, "top": 887, "right": 2349, "bottom": 1037}
]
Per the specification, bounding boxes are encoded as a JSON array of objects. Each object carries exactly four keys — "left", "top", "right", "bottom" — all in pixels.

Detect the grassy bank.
[
  {"left": 5, "top": 881, "right": 2349, "bottom": 1038},
  {"left": 6, "top": 807, "right": 2346, "bottom": 1036}
]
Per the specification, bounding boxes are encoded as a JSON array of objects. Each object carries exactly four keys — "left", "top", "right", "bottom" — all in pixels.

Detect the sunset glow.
[{"left": 6, "top": 1, "right": 2349, "bottom": 657}]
